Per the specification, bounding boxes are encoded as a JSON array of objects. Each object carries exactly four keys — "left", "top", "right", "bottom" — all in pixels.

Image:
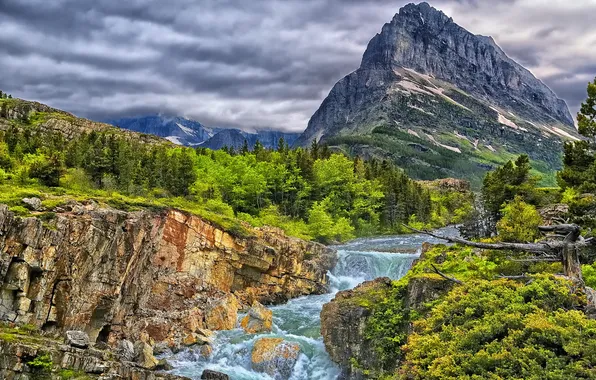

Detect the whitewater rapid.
[{"left": 167, "top": 227, "right": 458, "bottom": 379}]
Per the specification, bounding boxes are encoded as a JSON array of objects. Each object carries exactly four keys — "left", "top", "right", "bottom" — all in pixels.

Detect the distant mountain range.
[
  {"left": 295, "top": 2, "right": 579, "bottom": 185},
  {"left": 108, "top": 115, "right": 299, "bottom": 150}
]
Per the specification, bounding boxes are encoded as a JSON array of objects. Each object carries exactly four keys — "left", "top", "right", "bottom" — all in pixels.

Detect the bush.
[
  {"left": 497, "top": 196, "right": 543, "bottom": 242},
  {"left": 28, "top": 353, "right": 53, "bottom": 378},
  {"left": 397, "top": 276, "right": 594, "bottom": 380},
  {"left": 28, "top": 154, "right": 65, "bottom": 187}
]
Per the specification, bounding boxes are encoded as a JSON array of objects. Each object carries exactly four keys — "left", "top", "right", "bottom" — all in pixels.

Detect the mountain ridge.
[
  {"left": 295, "top": 2, "right": 577, "bottom": 185},
  {"left": 109, "top": 115, "right": 299, "bottom": 149}
]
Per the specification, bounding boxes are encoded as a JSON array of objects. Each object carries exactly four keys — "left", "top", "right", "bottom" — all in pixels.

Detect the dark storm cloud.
[{"left": 0, "top": 0, "right": 593, "bottom": 131}]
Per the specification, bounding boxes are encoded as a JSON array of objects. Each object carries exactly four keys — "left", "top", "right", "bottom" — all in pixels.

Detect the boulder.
[
  {"left": 240, "top": 301, "right": 273, "bottom": 334},
  {"left": 205, "top": 294, "right": 239, "bottom": 331},
  {"left": 134, "top": 341, "right": 159, "bottom": 369},
  {"left": 156, "top": 358, "right": 174, "bottom": 371},
  {"left": 182, "top": 332, "right": 212, "bottom": 346},
  {"left": 251, "top": 337, "right": 300, "bottom": 379},
  {"left": 22, "top": 197, "right": 42, "bottom": 211},
  {"left": 199, "top": 344, "right": 213, "bottom": 358},
  {"left": 64, "top": 330, "right": 90, "bottom": 349},
  {"left": 201, "top": 369, "right": 230, "bottom": 379}
]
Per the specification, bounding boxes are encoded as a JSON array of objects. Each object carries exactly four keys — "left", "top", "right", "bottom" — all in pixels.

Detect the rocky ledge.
[
  {"left": 0, "top": 201, "right": 336, "bottom": 370},
  {"left": 0, "top": 324, "right": 188, "bottom": 379}
]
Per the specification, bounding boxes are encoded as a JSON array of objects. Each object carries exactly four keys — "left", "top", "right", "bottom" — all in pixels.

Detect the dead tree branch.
[
  {"left": 430, "top": 264, "right": 463, "bottom": 285},
  {"left": 403, "top": 224, "right": 563, "bottom": 253}
]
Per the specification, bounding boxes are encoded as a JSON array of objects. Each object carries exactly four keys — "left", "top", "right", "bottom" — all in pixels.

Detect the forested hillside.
[{"left": 0, "top": 94, "right": 472, "bottom": 243}]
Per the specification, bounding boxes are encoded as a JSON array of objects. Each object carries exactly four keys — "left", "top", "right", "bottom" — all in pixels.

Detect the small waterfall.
[
  {"left": 330, "top": 250, "right": 419, "bottom": 291},
  {"left": 167, "top": 228, "right": 458, "bottom": 379}
]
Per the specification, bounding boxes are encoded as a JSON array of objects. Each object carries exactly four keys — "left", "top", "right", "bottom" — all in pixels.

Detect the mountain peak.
[
  {"left": 295, "top": 3, "right": 577, "bottom": 183},
  {"left": 399, "top": 2, "right": 448, "bottom": 19},
  {"left": 360, "top": 2, "right": 573, "bottom": 127}
]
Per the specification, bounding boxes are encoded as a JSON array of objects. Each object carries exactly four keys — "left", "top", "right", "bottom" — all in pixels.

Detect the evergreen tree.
[
  {"left": 277, "top": 137, "right": 287, "bottom": 154},
  {"left": 558, "top": 77, "right": 596, "bottom": 192},
  {"left": 241, "top": 140, "right": 249, "bottom": 155},
  {"left": 482, "top": 154, "right": 538, "bottom": 216}
]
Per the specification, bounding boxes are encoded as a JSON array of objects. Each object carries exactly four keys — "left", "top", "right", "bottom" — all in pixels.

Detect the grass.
[{"left": 0, "top": 181, "right": 255, "bottom": 238}]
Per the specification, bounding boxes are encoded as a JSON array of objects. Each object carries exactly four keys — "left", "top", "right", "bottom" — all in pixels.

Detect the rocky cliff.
[
  {"left": 296, "top": 2, "right": 578, "bottom": 184},
  {"left": 0, "top": 202, "right": 336, "bottom": 351}
]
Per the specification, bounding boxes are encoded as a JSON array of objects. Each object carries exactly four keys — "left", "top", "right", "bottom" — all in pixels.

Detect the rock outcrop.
[
  {"left": 0, "top": 330, "right": 188, "bottom": 380},
  {"left": 0, "top": 98, "right": 162, "bottom": 144},
  {"left": 251, "top": 337, "right": 301, "bottom": 380},
  {"left": 320, "top": 278, "right": 394, "bottom": 380},
  {"left": 201, "top": 369, "right": 230, "bottom": 379},
  {"left": 295, "top": 2, "right": 577, "bottom": 183},
  {"left": 0, "top": 203, "right": 336, "bottom": 352},
  {"left": 240, "top": 301, "right": 273, "bottom": 334}
]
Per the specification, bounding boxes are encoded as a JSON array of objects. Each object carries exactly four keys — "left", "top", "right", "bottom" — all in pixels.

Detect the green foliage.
[
  {"left": 362, "top": 281, "right": 410, "bottom": 372},
  {"left": 497, "top": 196, "right": 543, "bottom": 242},
  {"left": 482, "top": 154, "right": 540, "bottom": 216},
  {"left": 27, "top": 353, "right": 53, "bottom": 374},
  {"left": 557, "top": 77, "right": 596, "bottom": 228},
  {"left": 59, "top": 369, "right": 91, "bottom": 379},
  {"left": 28, "top": 153, "right": 65, "bottom": 187},
  {"left": 397, "top": 277, "right": 595, "bottom": 380},
  {"left": 577, "top": 78, "right": 596, "bottom": 139},
  {"left": 0, "top": 115, "right": 471, "bottom": 242},
  {"left": 583, "top": 264, "right": 596, "bottom": 289}
]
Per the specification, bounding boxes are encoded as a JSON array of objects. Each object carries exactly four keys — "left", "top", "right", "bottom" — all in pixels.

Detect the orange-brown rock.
[
  {"left": 0, "top": 204, "right": 336, "bottom": 348},
  {"left": 240, "top": 301, "right": 273, "bottom": 334},
  {"left": 251, "top": 338, "right": 301, "bottom": 379}
]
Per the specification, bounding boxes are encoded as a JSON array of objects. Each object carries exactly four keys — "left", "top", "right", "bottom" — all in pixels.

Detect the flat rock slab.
[{"left": 65, "top": 330, "right": 90, "bottom": 349}]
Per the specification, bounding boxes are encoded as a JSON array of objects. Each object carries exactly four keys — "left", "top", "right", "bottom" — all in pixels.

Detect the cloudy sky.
[{"left": 1, "top": 0, "right": 594, "bottom": 132}]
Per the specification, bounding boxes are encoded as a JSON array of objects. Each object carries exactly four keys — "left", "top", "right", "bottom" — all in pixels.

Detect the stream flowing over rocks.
[{"left": 167, "top": 227, "right": 459, "bottom": 379}]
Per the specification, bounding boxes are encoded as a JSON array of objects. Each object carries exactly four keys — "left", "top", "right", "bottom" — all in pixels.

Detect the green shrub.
[
  {"left": 397, "top": 276, "right": 594, "bottom": 380},
  {"left": 27, "top": 353, "right": 53, "bottom": 375},
  {"left": 497, "top": 196, "right": 543, "bottom": 242}
]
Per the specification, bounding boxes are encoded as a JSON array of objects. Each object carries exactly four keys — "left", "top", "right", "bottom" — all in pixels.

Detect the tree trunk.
[{"left": 562, "top": 243, "right": 584, "bottom": 284}]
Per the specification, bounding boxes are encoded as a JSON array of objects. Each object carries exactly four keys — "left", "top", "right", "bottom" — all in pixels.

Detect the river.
[{"left": 167, "top": 226, "right": 458, "bottom": 379}]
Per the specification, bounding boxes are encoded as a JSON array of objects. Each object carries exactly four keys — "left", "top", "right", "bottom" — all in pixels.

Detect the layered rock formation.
[
  {"left": 0, "top": 330, "right": 188, "bottom": 379},
  {"left": 0, "top": 202, "right": 336, "bottom": 351},
  {"left": 296, "top": 2, "right": 577, "bottom": 183}
]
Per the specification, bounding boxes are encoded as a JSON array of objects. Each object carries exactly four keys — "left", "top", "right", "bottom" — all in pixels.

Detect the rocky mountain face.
[
  {"left": 0, "top": 99, "right": 163, "bottom": 145},
  {"left": 110, "top": 115, "right": 300, "bottom": 149},
  {"left": 200, "top": 129, "right": 300, "bottom": 150},
  {"left": 0, "top": 203, "right": 335, "bottom": 353},
  {"left": 110, "top": 115, "right": 218, "bottom": 146},
  {"left": 296, "top": 2, "right": 578, "bottom": 185}
]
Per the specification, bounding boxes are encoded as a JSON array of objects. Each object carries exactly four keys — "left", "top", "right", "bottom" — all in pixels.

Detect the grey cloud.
[{"left": 0, "top": 0, "right": 594, "bottom": 131}]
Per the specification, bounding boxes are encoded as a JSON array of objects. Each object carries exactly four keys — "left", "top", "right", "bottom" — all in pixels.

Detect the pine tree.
[
  {"left": 241, "top": 140, "right": 249, "bottom": 155},
  {"left": 558, "top": 77, "right": 596, "bottom": 193}
]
